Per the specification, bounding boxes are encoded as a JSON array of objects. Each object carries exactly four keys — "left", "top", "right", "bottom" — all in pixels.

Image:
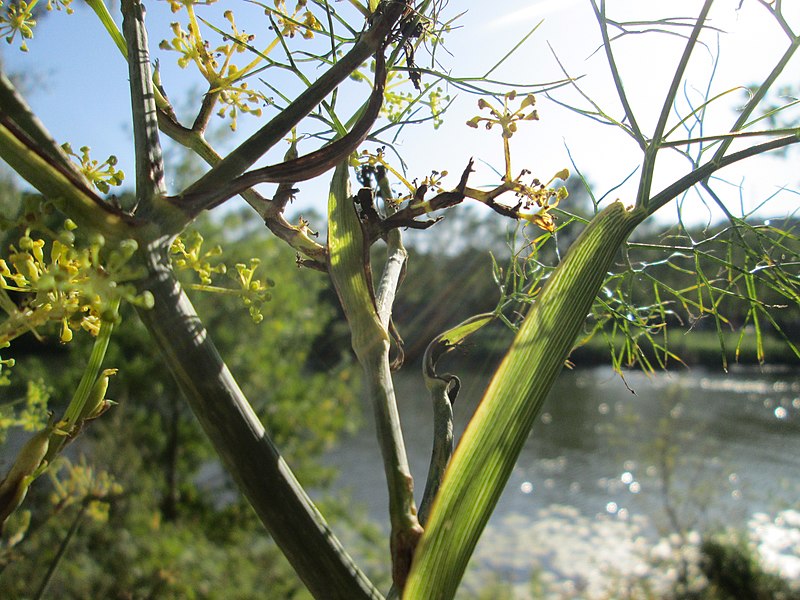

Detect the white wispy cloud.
[{"left": 487, "top": 0, "right": 582, "bottom": 29}]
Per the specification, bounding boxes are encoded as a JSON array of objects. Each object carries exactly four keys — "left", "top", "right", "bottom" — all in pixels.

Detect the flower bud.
[
  {"left": 79, "top": 369, "right": 118, "bottom": 423},
  {"left": 0, "top": 424, "right": 52, "bottom": 529}
]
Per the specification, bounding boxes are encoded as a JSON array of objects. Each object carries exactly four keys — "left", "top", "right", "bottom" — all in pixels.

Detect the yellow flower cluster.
[
  {"left": 514, "top": 170, "right": 570, "bottom": 233},
  {"left": 0, "top": 0, "right": 73, "bottom": 51},
  {"left": 48, "top": 457, "right": 123, "bottom": 523},
  {"left": 1, "top": 221, "right": 151, "bottom": 348},
  {"left": 61, "top": 144, "right": 125, "bottom": 194},
  {"left": 466, "top": 92, "right": 569, "bottom": 232},
  {"left": 170, "top": 230, "right": 274, "bottom": 323},
  {"left": 466, "top": 91, "right": 538, "bottom": 139}
]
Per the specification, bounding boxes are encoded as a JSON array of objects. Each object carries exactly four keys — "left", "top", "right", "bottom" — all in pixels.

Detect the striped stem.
[{"left": 404, "top": 201, "right": 644, "bottom": 599}]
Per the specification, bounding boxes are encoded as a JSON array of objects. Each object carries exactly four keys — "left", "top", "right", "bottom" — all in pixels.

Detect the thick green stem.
[
  {"left": 178, "top": 52, "right": 388, "bottom": 214},
  {"left": 156, "top": 124, "right": 328, "bottom": 262},
  {"left": 0, "top": 118, "right": 131, "bottom": 240},
  {"left": 121, "top": 0, "right": 167, "bottom": 207},
  {"left": 327, "top": 162, "right": 421, "bottom": 589},
  {"left": 404, "top": 202, "right": 644, "bottom": 599},
  {"left": 134, "top": 244, "right": 382, "bottom": 600},
  {"left": 363, "top": 350, "right": 422, "bottom": 586}
]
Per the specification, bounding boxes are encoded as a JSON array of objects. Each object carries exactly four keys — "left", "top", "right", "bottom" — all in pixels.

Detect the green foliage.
[
  {"left": 0, "top": 379, "right": 50, "bottom": 441},
  {"left": 0, "top": 1, "right": 797, "bottom": 598},
  {"left": 695, "top": 534, "right": 799, "bottom": 600},
  {"left": 0, "top": 458, "right": 310, "bottom": 599},
  {"left": 187, "top": 211, "right": 361, "bottom": 465},
  {"left": 410, "top": 207, "right": 799, "bottom": 369},
  {"left": 0, "top": 210, "right": 362, "bottom": 594},
  {"left": 580, "top": 217, "right": 800, "bottom": 372}
]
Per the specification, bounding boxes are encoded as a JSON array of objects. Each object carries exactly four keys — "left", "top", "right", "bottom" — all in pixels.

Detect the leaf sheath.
[{"left": 404, "top": 201, "right": 643, "bottom": 599}]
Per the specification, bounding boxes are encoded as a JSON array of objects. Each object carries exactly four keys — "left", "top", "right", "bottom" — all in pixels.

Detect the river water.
[{"left": 324, "top": 364, "right": 800, "bottom": 597}]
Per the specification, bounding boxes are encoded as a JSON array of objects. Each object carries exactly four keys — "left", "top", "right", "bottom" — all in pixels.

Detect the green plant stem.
[
  {"left": 651, "top": 0, "right": 714, "bottom": 151},
  {"left": 374, "top": 175, "right": 407, "bottom": 327},
  {"left": 85, "top": 0, "right": 127, "bottom": 57},
  {"left": 636, "top": 0, "right": 714, "bottom": 212},
  {"left": 33, "top": 501, "right": 88, "bottom": 600},
  {"left": 62, "top": 299, "right": 120, "bottom": 428},
  {"left": 363, "top": 351, "right": 421, "bottom": 589},
  {"left": 156, "top": 119, "right": 327, "bottom": 263},
  {"left": 327, "top": 162, "right": 421, "bottom": 589},
  {"left": 417, "top": 374, "right": 452, "bottom": 527},
  {"left": 177, "top": 52, "right": 388, "bottom": 214},
  {"left": 0, "top": 72, "right": 82, "bottom": 174},
  {"left": 646, "top": 134, "right": 798, "bottom": 216},
  {"left": 121, "top": 0, "right": 167, "bottom": 209},
  {"left": 591, "top": 0, "right": 645, "bottom": 148},
  {"left": 0, "top": 114, "right": 131, "bottom": 240},
  {"left": 41, "top": 298, "right": 120, "bottom": 465},
  {"left": 710, "top": 28, "right": 800, "bottom": 163},
  {"left": 85, "top": 0, "right": 173, "bottom": 114},
  {"left": 404, "top": 201, "right": 644, "bottom": 599},
  {"left": 418, "top": 313, "right": 495, "bottom": 526},
  {"left": 134, "top": 243, "right": 383, "bottom": 600}
]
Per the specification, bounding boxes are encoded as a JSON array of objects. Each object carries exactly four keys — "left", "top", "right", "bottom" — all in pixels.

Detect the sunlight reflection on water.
[
  {"left": 464, "top": 506, "right": 800, "bottom": 599},
  {"left": 326, "top": 365, "right": 800, "bottom": 597}
]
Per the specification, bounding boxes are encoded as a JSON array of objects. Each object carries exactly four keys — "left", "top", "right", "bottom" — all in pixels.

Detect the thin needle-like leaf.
[
  {"left": 590, "top": 0, "right": 647, "bottom": 148},
  {"left": 483, "top": 20, "right": 543, "bottom": 79}
]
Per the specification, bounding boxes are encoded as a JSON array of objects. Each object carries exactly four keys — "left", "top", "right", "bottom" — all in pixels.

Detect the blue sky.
[{"left": 2, "top": 0, "right": 798, "bottom": 226}]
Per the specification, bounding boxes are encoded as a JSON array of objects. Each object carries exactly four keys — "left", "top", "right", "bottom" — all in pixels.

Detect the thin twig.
[
  {"left": 636, "top": 0, "right": 715, "bottom": 211},
  {"left": 33, "top": 501, "right": 88, "bottom": 600}
]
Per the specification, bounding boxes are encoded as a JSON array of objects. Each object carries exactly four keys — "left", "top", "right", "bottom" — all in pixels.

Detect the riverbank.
[{"left": 451, "top": 327, "right": 800, "bottom": 369}]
